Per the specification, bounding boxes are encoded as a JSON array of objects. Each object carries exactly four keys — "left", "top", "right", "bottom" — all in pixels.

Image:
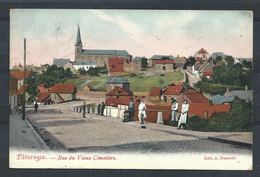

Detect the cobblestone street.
[{"left": 23, "top": 104, "right": 252, "bottom": 156}]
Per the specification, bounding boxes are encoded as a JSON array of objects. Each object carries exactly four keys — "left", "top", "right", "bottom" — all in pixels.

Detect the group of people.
[
  {"left": 128, "top": 97, "right": 189, "bottom": 128},
  {"left": 82, "top": 102, "right": 106, "bottom": 118},
  {"left": 171, "top": 98, "right": 189, "bottom": 129}
]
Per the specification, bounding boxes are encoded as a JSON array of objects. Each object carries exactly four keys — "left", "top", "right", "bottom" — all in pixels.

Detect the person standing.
[
  {"left": 178, "top": 100, "right": 189, "bottom": 129},
  {"left": 128, "top": 98, "right": 135, "bottom": 121},
  {"left": 171, "top": 98, "right": 178, "bottom": 125},
  {"left": 82, "top": 102, "right": 86, "bottom": 118},
  {"left": 101, "top": 102, "right": 105, "bottom": 116},
  {"left": 138, "top": 100, "right": 147, "bottom": 124},
  {"left": 34, "top": 102, "right": 38, "bottom": 113}
]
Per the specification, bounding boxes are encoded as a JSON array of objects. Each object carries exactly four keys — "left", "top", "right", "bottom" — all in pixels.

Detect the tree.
[
  {"left": 242, "top": 60, "right": 252, "bottom": 69},
  {"left": 141, "top": 57, "right": 148, "bottom": 69},
  {"left": 225, "top": 56, "right": 234, "bottom": 66},
  {"left": 215, "top": 56, "right": 222, "bottom": 62}
]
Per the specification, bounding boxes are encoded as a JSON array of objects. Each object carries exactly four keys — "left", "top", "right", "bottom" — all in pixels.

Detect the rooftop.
[
  {"left": 51, "top": 83, "right": 77, "bottom": 93},
  {"left": 203, "top": 71, "right": 213, "bottom": 76},
  {"left": 107, "top": 77, "right": 129, "bottom": 84},
  {"left": 105, "top": 87, "right": 131, "bottom": 96},
  {"left": 82, "top": 49, "right": 130, "bottom": 56},
  {"left": 164, "top": 85, "right": 184, "bottom": 95},
  {"left": 53, "top": 59, "right": 70, "bottom": 66},
  {"left": 71, "top": 61, "right": 98, "bottom": 65},
  {"left": 10, "top": 71, "right": 32, "bottom": 80},
  {"left": 149, "top": 87, "right": 162, "bottom": 97},
  {"left": 150, "top": 55, "right": 174, "bottom": 60}
]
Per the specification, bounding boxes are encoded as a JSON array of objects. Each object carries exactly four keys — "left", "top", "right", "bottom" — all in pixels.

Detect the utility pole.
[{"left": 22, "top": 38, "right": 26, "bottom": 120}]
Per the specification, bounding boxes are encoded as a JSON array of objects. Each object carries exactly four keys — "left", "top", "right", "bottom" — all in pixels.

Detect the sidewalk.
[
  {"left": 63, "top": 110, "right": 252, "bottom": 148},
  {"left": 9, "top": 114, "right": 50, "bottom": 151}
]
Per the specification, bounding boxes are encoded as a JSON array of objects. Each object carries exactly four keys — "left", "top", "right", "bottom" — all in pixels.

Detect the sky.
[{"left": 10, "top": 9, "right": 253, "bottom": 67}]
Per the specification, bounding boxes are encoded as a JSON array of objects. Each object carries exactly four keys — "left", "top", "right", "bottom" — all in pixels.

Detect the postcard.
[{"left": 9, "top": 9, "right": 253, "bottom": 169}]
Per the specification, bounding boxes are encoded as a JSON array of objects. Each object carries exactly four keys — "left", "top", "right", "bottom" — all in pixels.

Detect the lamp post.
[{"left": 22, "top": 38, "right": 26, "bottom": 120}]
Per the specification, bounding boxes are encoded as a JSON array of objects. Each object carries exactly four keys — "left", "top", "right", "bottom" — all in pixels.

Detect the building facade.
[{"left": 75, "top": 26, "right": 132, "bottom": 68}]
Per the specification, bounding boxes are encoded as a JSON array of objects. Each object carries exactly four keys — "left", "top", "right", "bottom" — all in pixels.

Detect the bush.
[{"left": 185, "top": 115, "right": 210, "bottom": 131}]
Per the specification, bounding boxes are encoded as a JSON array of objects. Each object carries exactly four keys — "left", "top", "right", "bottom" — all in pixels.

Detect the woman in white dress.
[
  {"left": 178, "top": 100, "right": 189, "bottom": 129},
  {"left": 138, "top": 100, "right": 147, "bottom": 124},
  {"left": 171, "top": 98, "right": 178, "bottom": 122}
]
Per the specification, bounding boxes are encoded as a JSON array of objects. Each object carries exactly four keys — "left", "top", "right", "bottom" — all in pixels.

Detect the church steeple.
[{"left": 75, "top": 25, "right": 82, "bottom": 45}]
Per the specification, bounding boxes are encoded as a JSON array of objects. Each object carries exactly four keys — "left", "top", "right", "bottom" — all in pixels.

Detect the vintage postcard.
[{"left": 9, "top": 9, "right": 253, "bottom": 169}]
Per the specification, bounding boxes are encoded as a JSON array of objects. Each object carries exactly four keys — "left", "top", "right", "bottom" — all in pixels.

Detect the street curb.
[
  {"left": 25, "top": 118, "right": 50, "bottom": 151},
  {"left": 207, "top": 137, "right": 252, "bottom": 149}
]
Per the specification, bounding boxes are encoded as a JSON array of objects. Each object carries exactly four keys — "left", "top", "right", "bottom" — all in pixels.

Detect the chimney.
[
  {"left": 245, "top": 85, "right": 248, "bottom": 90},
  {"left": 209, "top": 100, "right": 212, "bottom": 106},
  {"left": 226, "top": 87, "right": 229, "bottom": 92}
]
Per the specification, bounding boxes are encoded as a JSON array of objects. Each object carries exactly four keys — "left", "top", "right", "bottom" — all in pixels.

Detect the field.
[{"left": 62, "top": 71, "right": 184, "bottom": 92}]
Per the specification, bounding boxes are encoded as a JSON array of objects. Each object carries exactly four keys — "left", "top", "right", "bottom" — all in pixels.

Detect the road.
[
  {"left": 184, "top": 70, "right": 198, "bottom": 87},
  {"left": 23, "top": 104, "right": 252, "bottom": 156}
]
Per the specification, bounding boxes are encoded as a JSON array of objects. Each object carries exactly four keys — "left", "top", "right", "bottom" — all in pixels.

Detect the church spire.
[{"left": 75, "top": 25, "right": 82, "bottom": 45}]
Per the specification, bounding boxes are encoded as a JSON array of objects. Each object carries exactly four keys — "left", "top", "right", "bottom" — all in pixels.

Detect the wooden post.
[{"left": 22, "top": 38, "right": 26, "bottom": 120}]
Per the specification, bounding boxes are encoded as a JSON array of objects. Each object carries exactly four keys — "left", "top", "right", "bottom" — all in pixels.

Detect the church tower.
[{"left": 75, "top": 26, "right": 82, "bottom": 61}]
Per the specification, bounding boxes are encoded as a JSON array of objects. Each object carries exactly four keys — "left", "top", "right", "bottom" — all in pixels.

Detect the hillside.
[{"left": 61, "top": 70, "right": 184, "bottom": 92}]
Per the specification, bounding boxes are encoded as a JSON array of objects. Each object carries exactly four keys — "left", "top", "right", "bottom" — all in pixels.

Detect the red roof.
[
  {"left": 203, "top": 71, "right": 213, "bottom": 76},
  {"left": 105, "top": 97, "right": 119, "bottom": 107},
  {"left": 37, "top": 83, "right": 53, "bottom": 92},
  {"left": 164, "top": 85, "right": 184, "bottom": 95},
  {"left": 18, "top": 84, "right": 29, "bottom": 92},
  {"left": 105, "top": 87, "right": 131, "bottom": 96},
  {"left": 36, "top": 92, "right": 51, "bottom": 102},
  {"left": 149, "top": 87, "right": 162, "bottom": 96},
  {"left": 109, "top": 58, "right": 124, "bottom": 72},
  {"left": 198, "top": 48, "right": 207, "bottom": 54},
  {"left": 189, "top": 103, "right": 231, "bottom": 117},
  {"left": 10, "top": 71, "right": 32, "bottom": 80},
  {"left": 51, "top": 83, "right": 77, "bottom": 93},
  {"left": 117, "top": 96, "right": 135, "bottom": 105},
  {"left": 154, "top": 60, "right": 174, "bottom": 64},
  {"left": 183, "top": 91, "right": 209, "bottom": 103}
]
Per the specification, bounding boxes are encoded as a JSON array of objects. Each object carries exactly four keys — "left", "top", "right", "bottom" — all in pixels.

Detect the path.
[{"left": 93, "top": 79, "right": 108, "bottom": 89}]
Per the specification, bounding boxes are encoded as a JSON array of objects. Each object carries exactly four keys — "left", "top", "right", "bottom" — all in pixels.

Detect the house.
[
  {"left": 202, "top": 71, "right": 213, "bottom": 80},
  {"left": 83, "top": 86, "right": 94, "bottom": 92},
  {"left": 223, "top": 87, "right": 253, "bottom": 102},
  {"left": 194, "top": 48, "right": 210, "bottom": 60},
  {"left": 148, "top": 55, "right": 174, "bottom": 68},
  {"left": 109, "top": 58, "right": 124, "bottom": 76},
  {"left": 36, "top": 92, "right": 52, "bottom": 105},
  {"left": 173, "top": 55, "right": 187, "bottom": 69},
  {"left": 50, "top": 83, "right": 77, "bottom": 103},
  {"left": 37, "top": 83, "right": 53, "bottom": 92},
  {"left": 161, "top": 85, "right": 184, "bottom": 102},
  {"left": 105, "top": 86, "right": 132, "bottom": 99},
  {"left": 148, "top": 87, "right": 162, "bottom": 100},
  {"left": 154, "top": 60, "right": 174, "bottom": 71},
  {"left": 211, "top": 95, "right": 234, "bottom": 105},
  {"left": 71, "top": 61, "right": 98, "bottom": 71},
  {"left": 10, "top": 71, "right": 32, "bottom": 90},
  {"left": 53, "top": 58, "right": 70, "bottom": 67},
  {"left": 63, "top": 62, "right": 76, "bottom": 73},
  {"left": 107, "top": 77, "right": 130, "bottom": 92},
  {"left": 177, "top": 89, "right": 209, "bottom": 104},
  {"left": 189, "top": 60, "right": 215, "bottom": 79},
  {"left": 17, "top": 84, "right": 30, "bottom": 102},
  {"left": 126, "top": 56, "right": 141, "bottom": 72},
  {"left": 11, "top": 63, "right": 23, "bottom": 70},
  {"left": 188, "top": 102, "right": 231, "bottom": 118}
]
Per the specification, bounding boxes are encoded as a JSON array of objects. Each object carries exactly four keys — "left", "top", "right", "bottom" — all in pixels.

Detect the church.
[{"left": 75, "top": 26, "right": 132, "bottom": 68}]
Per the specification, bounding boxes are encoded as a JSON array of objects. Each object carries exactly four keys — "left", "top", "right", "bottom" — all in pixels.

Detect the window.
[
  {"left": 163, "top": 66, "right": 166, "bottom": 70},
  {"left": 91, "top": 56, "right": 93, "bottom": 60},
  {"left": 110, "top": 85, "right": 113, "bottom": 89}
]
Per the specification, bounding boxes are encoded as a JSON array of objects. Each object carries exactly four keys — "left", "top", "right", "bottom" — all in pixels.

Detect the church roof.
[
  {"left": 53, "top": 59, "right": 70, "bottom": 66},
  {"left": 71, "top": 61, "right": 98, "bottom": 65},
  {"left": 107, "top": 77, "right": 129, "bottom": 84},
  {"left": 75, "top": 26, "right": 82, "bottom": 45},
  {"left": 82, "top": 49, "right": 130, "bottom": 55}
]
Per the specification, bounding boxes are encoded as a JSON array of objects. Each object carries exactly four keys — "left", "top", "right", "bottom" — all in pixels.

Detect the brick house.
[
  {"left": 107, "top": 77, "right": 130, "bottom": 92},
  {"left": 10, "top": 71, "right": 32, "bottom": 90},
  {"left": 148, "top": 87, "right": 162, "bottom": 100},
  {"left": 105, "top": 86, "right": 132, "bottom": 99},
  {"left": 154, "top": 60, "right": 174, "bottom": 71},
  {"left": 148, "top": 55, "right": 174, "bottom": 68},
  {"left": 50, "top": 84, "right": 77, "bottom": 103},
  {"left": 176, "top": 89, "right": 209, "bottom": 104},
  {"left": 109, "top": 58, "right": 124, "bottom": 76},
  {"left": 202, "top": 71, "right": 213, "bottom": 80},
  {"left": 161, "top": 85, "right": 184, "bottom": 103}
]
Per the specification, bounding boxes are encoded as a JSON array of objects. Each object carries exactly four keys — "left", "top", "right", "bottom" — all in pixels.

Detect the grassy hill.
[{"left": 61, "top": 70, "right": 184, "bottom": 92}]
